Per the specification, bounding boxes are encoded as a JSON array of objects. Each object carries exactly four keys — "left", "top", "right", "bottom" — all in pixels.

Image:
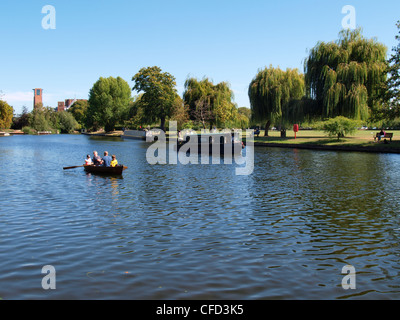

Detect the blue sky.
[{"left": 1, "top": 0, "right": 399, "bottom": 115}]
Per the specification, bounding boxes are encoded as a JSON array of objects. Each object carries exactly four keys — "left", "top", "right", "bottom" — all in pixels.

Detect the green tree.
[
  {"left": 212, "top": 81, "right": 237, "bottom": 127},
  {"left": 169, "top": 95, "right": 189, "bottom": 130},
  {"left": 316, "top": 116, "right": 362, "bottom": 141},
  {"left": 0, "top": 100, "right": 14, "bottom": 129},
  {"left": 44, "top": 106, "right": 59, "bottom": 130},
  {"left": 183, "top": 77, "right": 237, "bottom": 128},
  {"left": 248, "top": 66, "right": 305, "bottom": 136},
  {"left": 184, "top": 77, "right": 214, "bottom": 128},
  {"left": 29, "top": 106, "right": 51, "bottom": 132},
  {"left": 12, "top": 106, "right": 30, "bottom": 129},
  {"left": 224, "top": 105, "right": 249, "bottom": 129},
  {"left": 57, "top": 111, "right": 79, "bottom": 133},
  {"left": 304, "top": 28, "right": 387, "bottom": 121},
  {"left": 238, "top": 107, "right": 251, "bottom": 120},
  {"left": 87, "top": 76, "right": 131, "bottom": 132},
  {"left": 384, "top": 21, "right": 400, "bottom": 118},
  {"left": 124, "top": 94, "right": 145, "bottom": 129},
  {"left": 28, "top": 105, "right": 66, "bottom": 133},
  {"left": 132, "top": 66, "right": 178, "bottom": 131},
  {"left": 68, "top": 100, "right": 88, "bottom": 127}
]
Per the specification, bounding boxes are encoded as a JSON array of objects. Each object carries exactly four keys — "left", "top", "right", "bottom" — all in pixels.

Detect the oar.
[
  {"left": 63, "top": 165, "right": 85, "bottom": 170},
  {"left": 123, "top": 165, "right": 128, "bottom": 170}
]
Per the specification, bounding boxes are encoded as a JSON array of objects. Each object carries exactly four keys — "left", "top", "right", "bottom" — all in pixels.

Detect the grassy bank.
[
  {"left": 83, "top": 130, "right": 123, "bottom": 137},
  {"left": 250, "top": 129, "right": 400, "bottom": 153}
]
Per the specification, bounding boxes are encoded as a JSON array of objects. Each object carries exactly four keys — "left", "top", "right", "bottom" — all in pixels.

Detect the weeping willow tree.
[
  {"left": 382, "top": 20, "right": 400, "bottom": 119},
  {"left": 248, "top": 66, "right": 305, "bottom": 136},
  {"left": 183, "top": 77, "right": 237, "bottom": 128},
  {"left": 304, "top": 28, "right": 387, "bottom": 121}
]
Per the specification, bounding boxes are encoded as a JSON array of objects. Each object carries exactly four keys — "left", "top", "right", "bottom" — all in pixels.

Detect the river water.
[{"left": 0, "top": 134, "right": 400, "bottom": 300}]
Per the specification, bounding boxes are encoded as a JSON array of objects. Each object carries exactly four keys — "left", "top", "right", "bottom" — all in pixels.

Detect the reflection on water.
[{"left": 0, "top": 135, "right": 400, "bottom": 299}]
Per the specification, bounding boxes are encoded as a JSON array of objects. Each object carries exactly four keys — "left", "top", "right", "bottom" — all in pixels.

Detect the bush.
[
  {"left": 22, "top": 126, "right": 36, "bottom": 135},
  {"left": 316, "top": 116, "right": 362, "bottom": 140},
  {"left": 182, "top": 120, "right": 194, "bottom": 130},
  {"left": 57, "top": 111, "right": 79, "bottom": 133}
]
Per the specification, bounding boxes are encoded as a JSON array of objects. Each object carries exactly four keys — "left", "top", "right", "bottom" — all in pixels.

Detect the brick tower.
[
  {"left": 33, "top": 88, "right": 43, "bottom": 108},
  {"left": 57, "top": 101, "right": 65, "bottom": 112}
]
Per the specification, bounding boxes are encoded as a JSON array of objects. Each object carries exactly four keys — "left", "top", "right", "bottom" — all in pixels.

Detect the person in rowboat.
[
  {"left": 110, "top": 155, "right": 118, "bottom": 167},
  {"left": 92, "top": 151, "right": 102, "bottom": 166},
  {"left": 101, "top": 151, "right": 112, "bottom": 167},
  {"left": 85, "top": 154, "right": 93, "bottom": 165}
]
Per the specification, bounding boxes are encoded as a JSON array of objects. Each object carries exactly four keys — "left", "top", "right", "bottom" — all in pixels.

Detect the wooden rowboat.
[{"left": 83, "top": 164, "right": 125, "bottom": 175}]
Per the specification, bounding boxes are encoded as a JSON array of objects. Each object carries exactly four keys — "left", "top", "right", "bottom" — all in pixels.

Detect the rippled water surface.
[{"left": 1, "top": 134, "right": 400, "bottom": 299}]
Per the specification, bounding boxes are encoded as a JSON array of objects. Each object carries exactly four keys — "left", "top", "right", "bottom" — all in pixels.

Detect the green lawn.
[
  {"left": 247, "top": 129, "right": 400, "bottom": 150},
  {"left": 164, "top": 128, "right": 400, "bottom": 151}
]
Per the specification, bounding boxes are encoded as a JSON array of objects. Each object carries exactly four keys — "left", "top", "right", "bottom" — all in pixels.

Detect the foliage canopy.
[
  {"left": 248, "top": 66, "right": 305, "bottom": 135},
  {"left": 132, "top": 66, "right": 178, "bottom": 131},
  {"left": 183, "top": 77, "right": 240, "bottom": 129},
  {"left": 304, "top": 28, "right": 387, "bottom": 121},
  {"left": 87, "top": 76, "right": 131, "bottom": 132},
  {"left": 383, "top": 21, "right": 400, "bottom": 119},
  {"left": 316, "top": 116, "right": 362, "bottom": 140},
  {"left": 0, "top": 100, "right": 14, "bottom": 129}
]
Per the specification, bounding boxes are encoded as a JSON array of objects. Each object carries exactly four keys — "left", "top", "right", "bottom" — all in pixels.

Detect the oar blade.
[{"left": 63, "top": 165, "right": 84, "bottom": 170}]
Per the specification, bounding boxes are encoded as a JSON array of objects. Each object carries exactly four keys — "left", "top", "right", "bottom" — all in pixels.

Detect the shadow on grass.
[
  {"left": 253, "top": 135, "right": 400, "bottom": 150},
  {"left": 254, "top": 136, "right": 338, "bottom": 144}
]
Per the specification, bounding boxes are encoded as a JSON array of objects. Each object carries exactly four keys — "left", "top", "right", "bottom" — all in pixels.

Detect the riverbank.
[
  {"left": 251, "top": 129, "right": 400, "bottom": 154},
  {"left": 0, "top": 130, "right": 25, "bottom": 136},
  {"left": 254, "top": 141, "right": 400, "bottom": 154},
  {"left": 22, "top": 127, "right": 400, "bottom": 154},
  {"left": 82, "top": 130, "right": 123, "bottom": 137}
]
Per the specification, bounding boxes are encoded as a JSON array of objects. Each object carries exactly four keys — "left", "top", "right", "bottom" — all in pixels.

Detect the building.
[
  {"left": 58, "top": 98, "right": 87, "bottom": 111},
  {"left": 65, "top": 99, "right": 75, "bottom": 109},
  {"left": 33, "top": 88, "right": 43, "bottom": 108},
  {"left": 57, "top": 101, "right": 65, "bottom": 112},
  {"left": 32, "top": 88, "right": 87, "bottom": 111}
]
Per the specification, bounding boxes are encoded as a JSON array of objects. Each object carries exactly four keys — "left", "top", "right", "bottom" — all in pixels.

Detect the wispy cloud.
[{"left": 3, "top": 91, "right": 33, "bottom": 103}]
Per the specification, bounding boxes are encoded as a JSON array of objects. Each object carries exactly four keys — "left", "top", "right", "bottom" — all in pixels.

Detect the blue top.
[{"left": 102, "top": 155, "right": 112, "bottom": 167}]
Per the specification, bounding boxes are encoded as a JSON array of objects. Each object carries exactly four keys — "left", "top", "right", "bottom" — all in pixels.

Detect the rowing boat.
[{"left": 83, "top": 164, "right": 125, "bottom": 175}]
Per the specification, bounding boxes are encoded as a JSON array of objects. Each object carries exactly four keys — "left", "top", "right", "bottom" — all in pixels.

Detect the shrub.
[
  {"left": 316, "top": 116, "right": 362, "bottom": 140},
  {"left": 22, "top": 126, "right": 36, "bottom": 135}
]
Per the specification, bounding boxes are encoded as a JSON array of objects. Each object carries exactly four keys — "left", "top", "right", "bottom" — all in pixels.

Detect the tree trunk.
[
  {"left": 105, "top": 123, "right": 114, "bottom": 133},
  {"left": 264, "top": 120, "right": 270, "bottom": 136},
  {"left": 160, "top": 117, "right": 166, "bottom": 132}
]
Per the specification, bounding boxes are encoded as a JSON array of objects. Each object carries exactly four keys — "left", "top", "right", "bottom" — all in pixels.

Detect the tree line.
[
  {"left": 249, "top": 24, "right": 400, "bottom": 136},
  {"left": 3, "top": 22, "right": 400, "bottom": 135},
  {"left": 6, "top": 67, "right": 251, "bottom": 133},
  {"left": 79, "top": 67, "right": 251, "bottom": 133}
]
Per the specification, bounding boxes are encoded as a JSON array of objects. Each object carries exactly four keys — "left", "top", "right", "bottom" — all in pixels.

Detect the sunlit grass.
[{"left": 246, "top": 129, "right": 400, "bottom": 150}]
